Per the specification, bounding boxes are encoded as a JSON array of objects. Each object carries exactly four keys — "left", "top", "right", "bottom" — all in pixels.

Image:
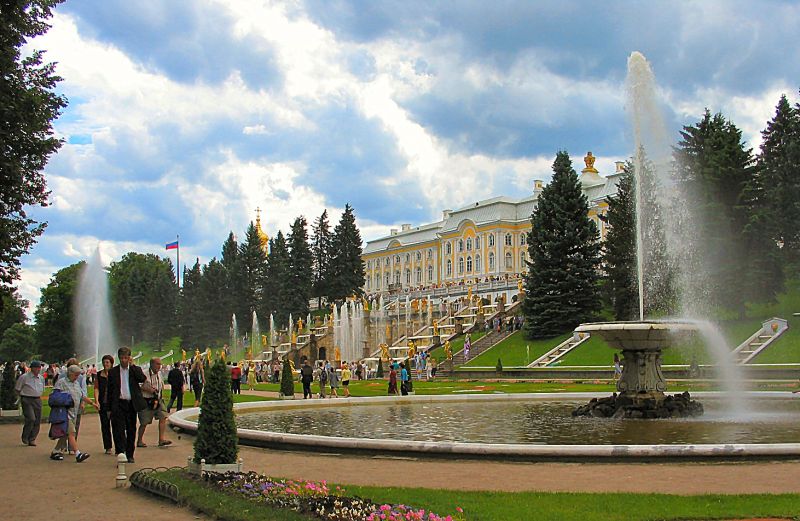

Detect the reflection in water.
[{"left": 236, "top": 399, "right": 800, "bottom": 445}]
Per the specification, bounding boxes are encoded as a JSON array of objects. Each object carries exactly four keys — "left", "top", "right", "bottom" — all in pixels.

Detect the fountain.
[
  {"left": 250, "top": 311, "right": 260, "bottom": 359},
  {"left": 230, "top": 314, "right": 238, "bottom": 361},
  {"left": 269, "top": 313, "right": 277, "bottom": 356},
  {"left": 74, "top": 248, "right": 117, "bottom": 367}
]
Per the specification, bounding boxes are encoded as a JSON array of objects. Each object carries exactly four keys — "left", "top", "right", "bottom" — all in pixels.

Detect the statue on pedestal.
[
  {"left": 380, "top": 343, "right": 390, "bottom": 361},
  {"left": 444, "top": 340, "right": 452, "bottom": 360},
  {"left": 432, "top": 320, "right": 439, "bottom": 336}
]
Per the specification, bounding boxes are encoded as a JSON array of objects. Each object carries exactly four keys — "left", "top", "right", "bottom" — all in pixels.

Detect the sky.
[{"left": 16, "top": 0, "right": 800, "bottom": 317}]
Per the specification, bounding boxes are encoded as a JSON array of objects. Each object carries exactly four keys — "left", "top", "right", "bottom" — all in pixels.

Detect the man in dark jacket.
[
  {"left": 166, "top": 363, "right": 185, "bottom": 412},
  {"left": 107, "top": 346, "right": 146, "bottom": 463},
  {"left": 300, "top": 360, "right": 314, "bottom": 399}
]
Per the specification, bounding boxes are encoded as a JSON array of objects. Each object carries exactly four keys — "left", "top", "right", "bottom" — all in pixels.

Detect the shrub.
[
  {"left": 1, "top": 362, "right": 17, "bottom": 410},
  {"left": 376, "top": 358, "right": 384, "bottom": 378},
  {"left": 193, "top": 357, "right": 238, "bottom": 464},
  {"left": 496, "top": 358, "right": 503, "bottom": 373},
  {"left": 279, "top": 358, "right": 294, "bottom": 397}
]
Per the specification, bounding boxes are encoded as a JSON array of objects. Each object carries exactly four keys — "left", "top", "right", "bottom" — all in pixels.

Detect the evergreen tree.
[
  {"left": 178, "top": 260, "right": 202, "bottom": 348},
  {"left": 0, "top": 287, "right": 27, "bottom": 339},
  {"left": 34, "top": 262, "right": 83, "bottom": 361},
  {"left": 279, "top": 357, "right": 294, "bottom": 397},
  {"left": 286, "top": 216, "right": 313, "bottom": 320},
  {"left": 198, "top": 258, "right": 229, "bottom": 345},
  {"left": 1, "top": 361, "right": 16, "bottom": 410},
  {"left": 522, "top": 151, "right": 601, "bottom": 338},
  {"left": 674, "top": 110, "right": 759, "bottom": 315},
  {"left": 238, "top": 223, "right": 269, "bottom": 330},
  {"left": 329, "top": 204, "right": 365, "bottom": 301},
  {"left": 0, "top": 322, "right": 35, "bottom": 361},
  {"left": 265, "top": 231, "right": 290, "bottom": 323},
  {"left": 311, "top": 210, "right": 333, "bottom": 308},
  {"left": 221, "top": 232, "right": 246, "bottom": 324},
  {"left": 0, "top": 0, "right": 67, "bottom": 289},
  {"left": 193, "top": 357, "right": 238, "bottom": 464},
  {"left": 759, "top": 94, "right": 800, "bottom": 270},
  {"left": 603, "top": 167, "right": 637, "bottom": 321}
]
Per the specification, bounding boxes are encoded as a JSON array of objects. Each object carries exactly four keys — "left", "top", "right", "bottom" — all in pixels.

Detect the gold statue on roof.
[
  {"left": 254, "top": 207, "right": 270, "bottom": 254},
  {"left": 583, "top": 151, "right": 598, "bottom": 173}
]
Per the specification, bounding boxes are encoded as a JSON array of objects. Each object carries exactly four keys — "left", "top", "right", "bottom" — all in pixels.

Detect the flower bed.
[{"left": 204, "top": 471, "right": 466, "bottom": 521}]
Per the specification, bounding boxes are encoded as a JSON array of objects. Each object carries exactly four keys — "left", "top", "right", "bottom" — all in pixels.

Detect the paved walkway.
[{"left": 3, "top": 409, "right": 800, "bottom": 521}]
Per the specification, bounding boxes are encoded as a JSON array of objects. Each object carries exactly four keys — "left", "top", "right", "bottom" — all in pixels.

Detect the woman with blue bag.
[{"left": 49, "top": 365, "right": 97, "bottom": 462}]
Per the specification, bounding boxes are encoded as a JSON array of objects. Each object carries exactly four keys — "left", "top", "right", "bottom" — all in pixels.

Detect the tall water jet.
[
  {"left": 74, "top": 248, "right": 117, "bottom": 366},
  {"left": 269, "top": 314, "right": 277, "bottom": 355},
  {"left": 230, "top": 314, "right": 238, "bottom": 361},
  {"left": 251, "top": 311, "right": 260, "bottom": 359}
]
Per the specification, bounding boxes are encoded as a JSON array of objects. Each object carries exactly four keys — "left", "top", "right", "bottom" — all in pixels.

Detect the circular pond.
[{"left": 169, "top": 393, "right": 800, "bottom": 460}]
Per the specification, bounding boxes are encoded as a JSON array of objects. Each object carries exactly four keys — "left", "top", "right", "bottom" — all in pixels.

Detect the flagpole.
[{"left": 177, "top": 234, "right": 181, "bottom": 289}]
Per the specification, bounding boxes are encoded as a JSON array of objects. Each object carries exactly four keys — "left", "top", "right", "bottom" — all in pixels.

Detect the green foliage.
[
  {"left": 34, "top": 262, "right": 83, "bottom": 361},
  {"left": 0, "top": 0, "right": 67, "bottom": 289},
  {"left": 0, "top": 287, "right": 27, "bottom": 340},
  {"left": 109, "top": 252, "right": 177, "bottom": 347},
  {"left": 265, "top": 231, "right": 290, "bottom": 324},
  {"left": 239, "top": 223, "right": 269, "bottom": 329},
  {"left": 285, "top": 216, "right": 313, "bottom": 319},
  {"left": 495, "top": 358, "right": 503, "bottom": 373},
  {"left": 311, "top": 210, "right": 333, "bottom": 308},
  {"left": 0, "top": 322, "right": 35, "bottom": 361},
  {"left": 376, "top": 358, "right": 384, "bottom": 378},
  {"left": 329, "top": 204, "right": 365, "bottom": 301},
  {"left": 279, "top": 358, "right": 294, "bottom": 397},
  {"left": 197, "top": 258, "right": 229, "bottom": 345},
  {"left": 179, "top": 260, "right": 203, "bottom": 347},
  {"left": 522, "top": 151, "right": 601, "bottom": 338},
  {"left": 1, "top": 361, "right": 17, "bottom": 409},
  {"left": 193, "top": 358, "right": 238, "bottom": 464},
  {"left": 603, "top": 167, "right": 637, "bottom": 321},
  {"left": 758, "top": 94, "right": 800, "bottom": 269}
]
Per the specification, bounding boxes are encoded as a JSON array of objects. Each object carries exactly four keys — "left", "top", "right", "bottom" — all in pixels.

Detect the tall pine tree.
[
  {"left": 220, "top": 232, "right": 246, "bottom": 325},
  {"left": 179, "top": 260, "right": 203, "bottom": 347},
  {"left": 265, "top": 231, "right": 290, "bottom": 323},
  {"left": 238, "top": 223, "right": 268, "bottom": 330},
  {"left": 759, "top": 94, "right": 800, "bottom": 271},
  {"left": 329, "top": 204, "right": 365, "bottom": 302},
  {"left": 603, "top": 167, "right": 637, "bottom": 320},
  {"left": 311, "top": 210, "right": 333, "bottom": 308},
  {"left": 286, "top": 216, "right": 313, "bottom": 320},
  {"left": 522, "top": 151, "right": 601, "bottom": 338},
  {"left": 198, "top": 258, "right": 229, "bottom": 345}
]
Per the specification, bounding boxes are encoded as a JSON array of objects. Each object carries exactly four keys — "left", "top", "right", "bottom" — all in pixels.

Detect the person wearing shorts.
[
  {"left": 340, "top": 363, "right": 351, "bottom": 398},
  {"left": 136, "top": 358, "right": 172, "bottom": 448}
]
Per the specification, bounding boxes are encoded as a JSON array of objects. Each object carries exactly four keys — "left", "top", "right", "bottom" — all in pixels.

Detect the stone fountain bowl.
[{"left": 574, "top": 321, "right": 698, "bottom": 351}]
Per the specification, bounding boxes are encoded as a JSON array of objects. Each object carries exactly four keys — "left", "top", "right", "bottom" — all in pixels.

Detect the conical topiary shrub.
[
  {"left": 496, "top": 358, "right": 503, "bottom": 374},
  {"left": 280, "top": 358, "right": 294, "bottom": 397},
  {"left": 193, "top": 357, "right": 238, "bottom": 464},
  {"left": 376, "top": 358, "right": 384, "bottom": 378},
  {"left": 1, "top": 362, "right": 17, "bottom": 410}
]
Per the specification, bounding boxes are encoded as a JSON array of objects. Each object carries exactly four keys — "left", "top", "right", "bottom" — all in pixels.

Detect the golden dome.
[{"left": 255, "top": 207, "right": 270, "bottom": 253}]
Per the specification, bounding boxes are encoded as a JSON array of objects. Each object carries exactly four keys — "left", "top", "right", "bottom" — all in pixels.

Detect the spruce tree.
[
  {"left": 179, "top": 260, "right": 202, "bottom": 347},
  {"left": 193, "top": 357, "right": 238, "bottom": 464},
  {"left": 238, "top": 223, "right": 269, "bottom": 330},
  {"left": 265, "top": 231, "right": 290, "bottom": 323},
  {"left": 674, "top": 110, "right": 758, "bottom": 316},
  {"left": 329, "top": 204, "right": 365, "bottom": 301},
  {"left": 198, "top": 259, "right": 229, "bottom": 345},
  {"left": 603, "top": 167, "right": 637, "bottom": 321},
  {"left": 286, "top": 216, "right": 313, "bottom": 319},
  {"left": 759, "top": 94, "right": 800, "bottom": 270},
  {"left": 279, "top": 357, "right": 294, "bottom": 397},
  {"left": 311, "top": 210, "right": 333, "bottom": 308},
  {"left": 221, "top": 232, "right": 246, "bottom": 325},
  {"left": 522, "top": 151, "right": 601, "bottom": 338}
]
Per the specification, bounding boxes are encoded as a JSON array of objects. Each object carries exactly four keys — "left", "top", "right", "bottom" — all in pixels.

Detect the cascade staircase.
[
  {"left": 527, "top": 333, "right": 591, "bottom": 368},
  {"left": 732, "top": 318, "right": 789, "bottom": 364},
  {"left": 437, "top": 329, "right": 516, "bottom": 375}
]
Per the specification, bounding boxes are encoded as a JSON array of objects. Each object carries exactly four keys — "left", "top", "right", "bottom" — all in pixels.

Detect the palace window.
[
  {"left": 489, "top": 252, "right": 495, "bottom": 270},
  {"left": 405, "top": 269, "right": 411, "bottom": 283},
  {"left": 458, "top": 239, "right": 464, "bottom": 252},
  {"left": 415, "top": 267, "right": 422, "bottom": 283},
  {"left": 416, "top": 251, "right": 421, "bottom": 261},
  {"left": 475, "top": 236, "right": 481, "bottom": 250},
  {"left": 505, "top": 252, "right": 513, "bottom": 269},
  {"left": 520, "top": 234, "right": 527, "bottom": 245},
  {"left": 394, "top": 271, "right": 401, "bottom": 284},
  {"left": 475, "top": 254, "right": 482, "bottom": 272},
  {"left": 466, "top": 256, "right": 473, "bottom": 272},
  {"left": 385, "top": 274, "right": 390, "bottom": 286},
  {"left": 427, "top": 249, "right": 432, "bottom": 259},
  {"left": 466, "top": 238, "right": 472, "bottom": 251},
  {"left": 395, "top": 255, "right": 400, "bottom": 263},
  {"left": 446, "top": 242, "right": 452, "bottom": 255},
  {"left": 366, "top": 260, "right": 371, "bottom": 269},
  {"left": 505, "top": 233, "right": 512, "bottom": 246},
  {"left": 521, "top": 251, "right": 527, "bottom": 267},
  {"left": 375, "top": 274, "right": 380, "bottom": 288},
  {"left": 458, "top": 257, "right": 464, "bottom": 274},
  {"left": 427, "top": 265, "right": 434, "bottom": 280},
  {"left": 446, "top": 260, "right": 452, "bottom": 276},
  {"left": 366, "top": 278, "right": 370, "bottom": 290},
  {"left": 488, "top": 235, "right": 495, "bottom": 247},
  {"left": 405, "top": 253, "right": 410, "bottom": 263},
  {"left": 385, "top": 257, "right": 390, "bottom": 266}
]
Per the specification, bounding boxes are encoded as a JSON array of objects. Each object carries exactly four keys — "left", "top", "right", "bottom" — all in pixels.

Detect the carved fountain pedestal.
[{"left": 571, "top": 321, "right": 704, "bottom": 419}]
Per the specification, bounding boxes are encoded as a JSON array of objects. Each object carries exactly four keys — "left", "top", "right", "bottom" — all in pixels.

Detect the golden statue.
[
  {"left": 291, "top": 331, "right": 298, "bottom": 344},
  {"left": 583, "top": 151, "right": 598, "bottom": 173},
  {"left": 517, "top": 279, "right": 524, "bottom": 292},
  {"left": 467, "top": 285, "right": 472, "bottom": 301},
  {"left": 385, "top": 323, "right": 391, "bottom": 340},
  {"left": 220, "top": 349, "right": 226, "bottom": 362},
  {"left": 477, "top": 298, "right": 483, "bottom": 314},
  {"left": 297, "top": 317, "right": 304, "bottom": 331},
  {"left": 334, "top": 346, "right": 341, "bottom": 362},
  {"left": 444, "top": 340, "right": 452, "bottom": 360},
  {"left": 380, "top": 343, "right": 390, "bottom": 361},
  {"left": 181, "top": 349, "right": 187, "bottom": 362},
  {"left": 194, "top": 348, "right": 201, "bottom": 361},
  {"left": 205, "top": 348, "right": 212, "bottom": 363},
  {"left": 411, "top": 299, "right": 419, "bottom": 311},
  {"left": 432, "top": 320, "right": 439, "bottom": 336},
  {"left": 246, "top": 347, "right": 252, "bottom": 360},
  {"left": 327, "top": 314, "right": 333, "bottom": 327},
  {"left": 407, "top": 340, "right": 416, "bottom": 359},
  {"left": 288, "top": 359, "right": 296, "bottom": 373},
  {"left": 361, "top": 296, "right": 369, "bottom": 310}
]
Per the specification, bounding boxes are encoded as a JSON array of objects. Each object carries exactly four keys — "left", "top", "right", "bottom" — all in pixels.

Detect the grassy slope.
[
  {"left": 461, "top": 331, "right": 571, "bottom": 367},
  {"left": 426, "top": 331, "right": 487, "bottom": 361}
]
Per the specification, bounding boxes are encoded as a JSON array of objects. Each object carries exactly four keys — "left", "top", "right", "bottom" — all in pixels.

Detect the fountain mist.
[{"left": 74, "top": 248, "right": 117, "bottom": 366}]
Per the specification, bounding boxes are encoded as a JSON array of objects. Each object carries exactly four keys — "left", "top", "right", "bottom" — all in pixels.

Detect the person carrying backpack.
[{"left": 316, "top": 362, "right": 327, "bottom": 398}]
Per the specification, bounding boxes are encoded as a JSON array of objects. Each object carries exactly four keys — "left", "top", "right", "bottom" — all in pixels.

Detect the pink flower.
[{"left": 456, "top": 507, "right": 463, "bottom": 513}]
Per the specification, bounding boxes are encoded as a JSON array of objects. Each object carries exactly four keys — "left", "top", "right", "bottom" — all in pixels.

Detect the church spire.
[{"left": 254, "top": 207, "right": 270, "bottom": 254}]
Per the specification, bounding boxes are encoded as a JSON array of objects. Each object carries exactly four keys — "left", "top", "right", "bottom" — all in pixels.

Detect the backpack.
[
  {"left": 319, "top": 368, "right": 328, "bottom": 383},
  {"left": 48, "top": 389, "right": 75, "bottom": 409}
]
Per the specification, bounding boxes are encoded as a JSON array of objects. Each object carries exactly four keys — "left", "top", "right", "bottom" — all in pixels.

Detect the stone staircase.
[
  {"left": 527, "top": 333, "right": 590, "bottom": 367},
  {"left": 732, "top": 318, "right": 789, "bottom": 364},
  {"left": 437, "top": 329, "right": 516, "bottom": 375}
]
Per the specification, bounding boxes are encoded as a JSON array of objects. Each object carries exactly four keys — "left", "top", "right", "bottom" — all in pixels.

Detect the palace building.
[{"left": 361, "top": 153, "right": 624, "bottom": 294}]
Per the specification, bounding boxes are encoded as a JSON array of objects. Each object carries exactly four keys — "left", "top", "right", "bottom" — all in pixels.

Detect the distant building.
[{"left": 361, "top": 153, "right": 624, "bottom": 294}]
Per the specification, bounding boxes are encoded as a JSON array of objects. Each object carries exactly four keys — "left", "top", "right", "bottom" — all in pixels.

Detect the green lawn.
[
  {"left": 151, "top": 469, "right": 800, "bottom": 521},
  {"left": 462, "top": 331, "right": 571, "bottom": 367},
  {"left": 426, "top": 330, "right": 487, "bottom": 361}
]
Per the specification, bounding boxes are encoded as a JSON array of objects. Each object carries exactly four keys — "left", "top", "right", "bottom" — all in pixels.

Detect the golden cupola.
[{"left": 255, "top": 207, "right": 270, "bottom": 254}]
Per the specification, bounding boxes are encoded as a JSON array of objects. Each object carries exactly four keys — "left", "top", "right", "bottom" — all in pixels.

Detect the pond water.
[{"left": 235, "top": 398, "right": 800, "bottom": 445}]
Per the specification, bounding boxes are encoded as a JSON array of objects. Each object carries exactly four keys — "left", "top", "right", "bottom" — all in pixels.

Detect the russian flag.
[{"left": 165, "top": 240, "right": 179, "bottom": 250}]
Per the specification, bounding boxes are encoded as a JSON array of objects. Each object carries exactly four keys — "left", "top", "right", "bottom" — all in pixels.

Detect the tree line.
[{"left": 523, "top": 92, "right": 800, "bottom": 337}]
